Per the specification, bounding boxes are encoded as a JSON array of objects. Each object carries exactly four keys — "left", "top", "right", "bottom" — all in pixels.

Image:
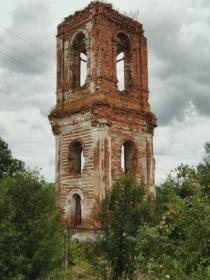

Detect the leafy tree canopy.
[
  {"left": 98, "top": 144, "right": 210, "bottom": 280},
  {"left": 98, "top": 173, "right": 152, "bottom": 280},
  {"left": 137, "top": 157, "right": 210, "bottom": 279},
  {"left": 0, "top": 170, "right": 65, "bottom": 280},
  {"left": 0, "top": 137, "right": 25, "bottom": 179},
  {"left": 197, "top": 142, "right": 210, "bottom": 196}
]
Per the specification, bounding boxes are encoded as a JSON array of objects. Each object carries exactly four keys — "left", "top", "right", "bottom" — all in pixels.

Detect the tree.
[
  {"left": 98, "top": 173, "right": 151, "bottom": 280},
  {"left": 197, "top": 142, "right": 210, "bottom": 196},
  {"left": 0, "top": 137, "right": 24, "bottom": 179},
  {"left": 0, "top": 170, "right": 65, "bottom": 280},
  {"left": 137, "top": 164, "right": 210, "bottom": 280}
]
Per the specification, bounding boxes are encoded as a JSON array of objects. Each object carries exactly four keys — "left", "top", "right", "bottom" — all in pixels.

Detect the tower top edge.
[{"left": 57, "top": 1, "right": 142, "bottom": 33}]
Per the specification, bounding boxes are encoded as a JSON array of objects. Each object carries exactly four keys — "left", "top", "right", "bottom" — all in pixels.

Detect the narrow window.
[
  {"left": 72, "top": 33, "right": 87, "bottom": 88},
  {"left": 71, "top": 193, "right": 81, "bottom": 226},
  {"left": 121, "top": 141, "right": 135, "bottom": 172},
  {"left": 121, "top": 144, "right": 125, "bottom": 171},
  {"left": 81, "top": 150, "right": 85, "bottom": 171},
  {"left": 69, "top": 141, "right": 83, "bottom": 174},
  {"left": 116, "top": 33, "right": 131, "bottom": 92},
  {"left": 80, "top": 52, "right": 87, "bottom": 86},
  {"left": 117, "top": 52, "right": 125, "bottom": 91},
  {"left": 74, "top": 194, "right": 81, "bottom": 226}
]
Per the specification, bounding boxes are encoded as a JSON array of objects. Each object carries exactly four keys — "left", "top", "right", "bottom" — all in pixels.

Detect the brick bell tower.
[{"left": 49, "top": 1, "right": 157, "bottom": 231}]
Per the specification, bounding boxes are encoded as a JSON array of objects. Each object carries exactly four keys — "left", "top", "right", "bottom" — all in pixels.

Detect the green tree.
[
  {"left": 0, "top": 137, "right": 24, "bottom": 179},
  {"left": 98, "top": 173, "right": 151, "bottom": 280},
  {"left": 197, "top": 142, "right": 210, "bottom": 196},
  {"left": 0, "top": 170, "right": 65, "bottom": 280},
  {"left": 137, "top": 164, "right": 210, "bottom": 280}
]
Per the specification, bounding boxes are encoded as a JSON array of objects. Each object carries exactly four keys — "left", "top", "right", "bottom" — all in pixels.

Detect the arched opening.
[
  {"left": 69, "top": 141, "right": 84, "bottom": 175},
  {"left": 72, "top": 32, "right": 87, "bottom": 88},
  {"left": 71, "top": 193, "right": 81, "bottom": 226},
  {"left": 121, "top": 141, "right": 135, "bottom": 172},
  {"left": 73, "top": 194, "right": 81, "bottom": 226},
  {"left": 116, "top": 33, "right": 131, "bottom": 92}
]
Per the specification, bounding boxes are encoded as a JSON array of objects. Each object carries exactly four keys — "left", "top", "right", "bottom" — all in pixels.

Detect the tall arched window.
[
  {"left": 69, "top": 141, "right": 84, "bottom": 174},
  {"left": 72, "top": 193, "right": 81, "bottom": 226},
  {"left": 69, "top": 193, "right": 82, "bottom": 226},
  {"left": 116, "top": 33, "right": 131, "bottom": 92},
  {"left": 121, "top": 141, "right": 135, "bottom": 172},
  {"left": 72, "top": 32, "right": 87, "bottom": 88}
]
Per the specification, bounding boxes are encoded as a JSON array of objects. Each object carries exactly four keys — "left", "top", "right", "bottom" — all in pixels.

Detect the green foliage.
[
  {"left": 0, "top": 137, "right": 209, "bottom": 280},
  {"left": 0, "top": 137, "right": 25, "bottom": 179},
  {"left": 68, "top": 240, "right": 84, "bottom": 266},
  {"left": 54, "top": 240, "right": 98, "bottom": 280},
  {"left": 197, "top": 142, "right": 210, "bottom": 196},
  {"left": 0, "top": 170, "right": 65, "bottom": 280},
  {"left": 98, "top": 173, "right": 151, "bottom": 280},
  {"left": 45, "top": 269, "right": 72, "bottom": 280},
  {"left": 137, "top": 163, "right": 210, "bottom": 279}
]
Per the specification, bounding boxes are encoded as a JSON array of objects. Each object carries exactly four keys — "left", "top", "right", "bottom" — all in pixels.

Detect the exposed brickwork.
[{"left": 49, "top": 1, "right": 157, "bottom": 230}]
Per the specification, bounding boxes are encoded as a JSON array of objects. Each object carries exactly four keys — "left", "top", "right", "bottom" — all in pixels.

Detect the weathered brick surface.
[{"left": 49, "top": 1, "right": 157, "bottom": 230}]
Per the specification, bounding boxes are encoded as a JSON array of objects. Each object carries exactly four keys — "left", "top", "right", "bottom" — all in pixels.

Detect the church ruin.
[{"left": 49, "top": 1, "right": 157, "bottom": 231}]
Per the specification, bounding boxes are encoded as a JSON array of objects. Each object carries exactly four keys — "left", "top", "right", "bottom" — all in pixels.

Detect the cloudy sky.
[{"left": 0, "top": 0, "right": 210, "bottom": 183}]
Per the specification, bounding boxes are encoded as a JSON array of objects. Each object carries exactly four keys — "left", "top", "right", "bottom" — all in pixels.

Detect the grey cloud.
[
  {"left": 30, "top": 124, "right": 44, "bottom": 130},
  {"left": 0, "top": 0, "right": 55, "bottom": 76},
  {"left": 0, "top": 0, "right": 56, "bottom": 119},
  {"left": 0, "top": 125, "right": 7, "bottom": 136},
  {"left": 138, "top": 0, "right": 210, "bottom": 125},
  {"left": 23, "top": 94, "right": 55, "bottom": 117},
  {"left": 193, "top": 91, "right": 210, "bottom": 117},
  {"left": 151, "top": 73, "right": 210, "bottom": 125},
  {"left": 17, "top": 118, "right": 29, "bottom": 124}
]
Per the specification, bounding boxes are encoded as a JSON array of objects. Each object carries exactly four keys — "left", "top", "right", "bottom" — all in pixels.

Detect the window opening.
[
  {"left": 81, "top": 150, "right": 85, "bottom": 171},
  {"left": 80, "top": 52, "right": 87, "bottom": 86},
  {"left": 121, "top": 144, "right": 125, "bottom": 171},
  {"left": 121, "top": 141, "right": 135, "bottom": 172},
  {"left": 69, "top": 141, "right": 83, "bottom": 174},
  {"left": 72, "top": 33, "right": 87, "bottom": 88},
  {"left": 116, "top": 33, "right": 131, "bottom": 91},
  {"left": 72, "top": 193, "right": 81, "bottom": 226},
  {"left": 117, "top": 52, "right": 125, "bottom": 91}
]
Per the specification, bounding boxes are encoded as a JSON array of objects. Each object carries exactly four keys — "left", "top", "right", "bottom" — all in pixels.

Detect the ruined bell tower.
[{"left": 49, "top": 1, "right": 157, "bottom": 230}]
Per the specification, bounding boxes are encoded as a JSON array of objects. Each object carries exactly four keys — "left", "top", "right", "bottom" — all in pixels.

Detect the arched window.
[
  {"left": 116, "top": 33, "right": 131, "bottom": 92},
  {"left": 72, "top": 32, "right": 87, "bottom": 88},
  {"left": 70, "top": 193, "right": 81, "bottom": 226},
  {"left": 73, "top": 193, "right": 81, "bottom": 226},
  {"left": 121, "top": 141, "right": 135, "bottom": 172},
  {"left": 69, "top": 141, "right": 84, "bottom": 174}
]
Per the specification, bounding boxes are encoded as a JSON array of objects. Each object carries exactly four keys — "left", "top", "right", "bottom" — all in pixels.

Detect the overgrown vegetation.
[
  {"left": 97, "top": 174, "right": 152, "bottom": 279},
  {"left": 0, "top": 137, "right": 24, "bottom": 178},
  {"left": 136, "top": 164, "right": 210, "bottom": 279},
  {"left": 0, "top": 137, "right": 65, "bottom": 280},
  {"left": 0, "top": 136, "right": 209, "bottom": 279}
]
